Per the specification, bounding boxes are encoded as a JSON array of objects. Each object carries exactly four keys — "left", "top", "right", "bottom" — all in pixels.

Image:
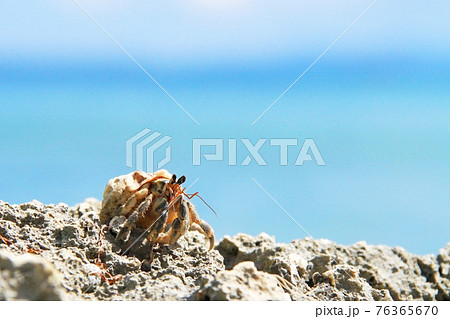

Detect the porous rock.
[
  {"left": 196, "top": 261, "right": 290, "bottom": 300},
  {"left": 1, "top": 199, "right": 449, "bottom": 301},
  {"left": 217, "top": 233, "right": 449, "bottom": 301},
  {"left": 0, "top": 249, "right": 66, "bottom": 300},
  {"left": 0, "top": 199, "right": 223, "bottom": 300}
]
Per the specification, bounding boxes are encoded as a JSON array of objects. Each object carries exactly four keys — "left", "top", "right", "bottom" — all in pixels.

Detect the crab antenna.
[{"left": 195, "top": 195, "right": 218, "bottom": 217}]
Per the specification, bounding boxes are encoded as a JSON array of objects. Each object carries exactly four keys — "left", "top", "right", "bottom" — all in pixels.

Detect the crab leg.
[
  {"left": 169, "top": 197, "right": 190, "bottom": 244},
  {"left": 115, "top": 193, "right": 153, "bottom": 241},
  {"left": 146, "top": 197, "right": 169, "bottom": 241},
  {"left": 187, "top": 201, "right": 215, "bottom": 250},
  {"left": 115, "top": 212, "right": 139, "bottom": 242},
  {"left": 114, "top": 188, "right": 149, "bottom": 218},
  {"left": 189, "top": 221, "right": 215, "bottom": 250},
  {"left": 152, "top": 197, "right": 190, "bottom": 246}
]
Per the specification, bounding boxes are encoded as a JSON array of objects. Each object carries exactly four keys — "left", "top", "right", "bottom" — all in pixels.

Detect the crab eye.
[{"left": 176, "top": 176, "right": 186, "bottom": 185}]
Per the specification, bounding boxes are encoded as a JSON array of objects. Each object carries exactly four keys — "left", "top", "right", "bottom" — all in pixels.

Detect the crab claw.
[
  {"left": 207, "top": 234, "right": 215, "bottom": 251},
  {"left": 190, "top": 220, "right": 215, "bottom": 250},
  {"left": 115, "top": 212, "right": 139, "bottom": 242},
  {"left": 115, "top": 228, "right": 130, "bottom": 242},
  {"left": 199, "top": 220, "right": 215, "bottom": 250}
]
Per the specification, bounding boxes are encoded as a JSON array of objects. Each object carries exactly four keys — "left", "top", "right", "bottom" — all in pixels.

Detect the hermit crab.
[{"left": 99, "top": 170, "right": 215, "bottom": 252}]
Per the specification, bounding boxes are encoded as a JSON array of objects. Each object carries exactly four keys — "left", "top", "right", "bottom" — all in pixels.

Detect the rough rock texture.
[
  {"left": 0, "top": 199, "right": 449, "bottom": 301},
  {"left": 197, "top": 261, "right": 290, "bottom": 300},
  {"left": 217, "top": 233, "right": 450, "bottom": 301},
  {"left": 0, "top": 199, "right": 223, "bottom": 300},
  {"left": 0, "top": 249, "right": 66, "bottom": 300}
]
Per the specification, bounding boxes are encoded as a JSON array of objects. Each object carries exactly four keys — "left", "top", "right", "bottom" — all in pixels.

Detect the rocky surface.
[{"left": 0, "top": 199, "right": 448, "bottom": 301}]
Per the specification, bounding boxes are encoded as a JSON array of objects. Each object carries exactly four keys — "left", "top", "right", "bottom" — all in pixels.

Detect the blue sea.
[{"left": 1, "top": 56, "right": 449, "bottom": 255}]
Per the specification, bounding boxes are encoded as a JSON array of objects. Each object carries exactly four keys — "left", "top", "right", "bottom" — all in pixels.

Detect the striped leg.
[
  {"left": 153, "top": 197, "right": 190, "bottom": 246},
  {"left": 115, "top": 193, "right": 154, "bottom": 241},
  {"left": 146, "top": 197, "right": 169, "bottom": 242}
]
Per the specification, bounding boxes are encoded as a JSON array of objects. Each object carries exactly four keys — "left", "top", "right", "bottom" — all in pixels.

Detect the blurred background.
[{"left": 1, "top": 0, "right": 449, "bottom": 254}]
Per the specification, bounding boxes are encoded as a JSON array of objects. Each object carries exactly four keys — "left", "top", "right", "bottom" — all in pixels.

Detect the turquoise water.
[{"left": 1, "top": 58, "right": 449, "bottom": 255}]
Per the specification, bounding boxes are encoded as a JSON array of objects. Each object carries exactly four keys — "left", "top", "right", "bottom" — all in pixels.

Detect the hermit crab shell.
[{"left": 99, "top": 170, "right": 172, "bottom": 224}]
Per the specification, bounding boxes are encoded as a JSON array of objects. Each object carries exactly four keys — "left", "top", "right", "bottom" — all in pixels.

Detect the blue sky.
[{"left": 1, "top": 1, "right": 449, "bottom": 254}]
